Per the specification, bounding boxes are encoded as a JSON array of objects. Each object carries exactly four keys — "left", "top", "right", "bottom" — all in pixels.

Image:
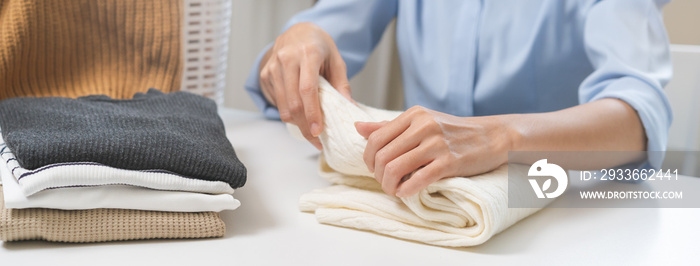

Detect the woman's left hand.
[{"left": 355, "top": 106, "right": 516, "bottom": 197}]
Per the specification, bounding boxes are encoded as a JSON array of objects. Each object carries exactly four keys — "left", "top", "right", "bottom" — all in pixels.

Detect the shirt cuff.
[{"left": 585, "top": 77, "right": 672, "bottom": 168}]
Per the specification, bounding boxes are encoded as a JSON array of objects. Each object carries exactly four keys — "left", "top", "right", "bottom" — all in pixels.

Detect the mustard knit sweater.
[{"left": 0, "top": 0, "right": 182, "bottom": 99}]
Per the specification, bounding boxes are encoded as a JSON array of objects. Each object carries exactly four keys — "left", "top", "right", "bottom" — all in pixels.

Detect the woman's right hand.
[{"left": 259, "top": 22, "right": 353, "bottom": 150}]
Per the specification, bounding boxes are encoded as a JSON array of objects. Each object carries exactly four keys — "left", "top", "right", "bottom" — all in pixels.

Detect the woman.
[{"left": 245, "top": 0, "right": 672, "bottom": 197}]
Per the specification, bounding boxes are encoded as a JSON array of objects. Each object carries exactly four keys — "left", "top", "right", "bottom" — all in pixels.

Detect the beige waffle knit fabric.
[{"left": 0, "top": 186, "right": 225, "bottom": 242}]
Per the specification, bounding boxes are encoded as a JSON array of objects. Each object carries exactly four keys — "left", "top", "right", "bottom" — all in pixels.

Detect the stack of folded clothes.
[{"left": 0, "top": 89, "right": 246, "bottom": 243}]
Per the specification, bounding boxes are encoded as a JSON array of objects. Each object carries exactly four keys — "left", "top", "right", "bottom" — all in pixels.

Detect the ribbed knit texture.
[
  {"left": 0, "top": 89, "right": 246, "bottom": 188},
  {"left": 294, "top": 78, "right": 547, "bottom": 247},
  {"left": 0, "top": 0, "right": 183, "bottom": 99},
  {"left": 0, "top": 185, "right": 226, "bottom": 243}
]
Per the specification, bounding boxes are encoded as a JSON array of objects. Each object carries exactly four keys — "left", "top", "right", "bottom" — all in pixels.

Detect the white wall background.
[
  {"left": 663, "top": 0, "right": 700, "bottom": 46},
  {"left": 223, "top": 0, "right": 403, "bottom": 112}
]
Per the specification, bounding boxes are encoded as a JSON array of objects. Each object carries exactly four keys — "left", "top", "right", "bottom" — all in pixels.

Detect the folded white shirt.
[
  {"left": 294, "top": 77, "right": 552, "bottom": 247},
  {"left": 0, "top": 152, "right": 240, "bottom": 212},
  {"left": 0, "top": 140, "right": 234, "bottom": 196}
]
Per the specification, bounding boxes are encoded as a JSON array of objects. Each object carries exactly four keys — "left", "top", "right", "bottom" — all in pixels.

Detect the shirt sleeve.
[
  {"left": 244, "top": 0, "right": 398, "bottom": 119},
  {"left": 579, "top": 0, "right": 673, "bottom": 168}
]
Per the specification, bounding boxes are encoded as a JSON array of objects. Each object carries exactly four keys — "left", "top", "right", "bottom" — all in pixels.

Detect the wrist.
[{"left": 498, "top": 113, "right": 526, "bottom": 152}]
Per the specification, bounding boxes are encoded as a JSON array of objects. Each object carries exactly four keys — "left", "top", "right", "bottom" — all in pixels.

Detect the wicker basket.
[{"left": 181, "top": 0, "right": 232, "bottom": 105}]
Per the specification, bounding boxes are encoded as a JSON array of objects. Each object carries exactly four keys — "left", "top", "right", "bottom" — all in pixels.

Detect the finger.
[
  {"left": 259, "top": 68, "right": 277, "bottom": 106},
  {"left": 363, "top": 115, "right": 412, "bottom": 173},
  {"left": 298, "top": 114, "right": 323, "bottom": 150},
  {"left": 395, "top": 160, "right": 445, "bottom": 198},
  {"left": 282, "top": 64, "right": 321, "bottom": 148},
  {"left": 259, "top": 47, "right": 277, "bottom": 106},
  {"left": 379, "top": 143, "right": 435, "bottom": 196},
  {"left": 334, "top": 81, "right": 353, "bottom": 103},
  {"left": 373, "top": 123, "right": 423, "bottom": 185},
  {"left": 269, "top": 60, "right": 291, "bottom": 122},
  {"left": 354, "top": 121, "right": 388, "bottom": 139},
  {"left": 299, "top": 55, "right": 323, "bottom": 137},
  {"left": 326, "top": 52, "right": 354, "bottom": 103},
  {"left": 309, "top": 136, "right": 322, "bottom": 150},
  {"left": 290, "top": 105, "right": 322, "bottom": 149},
  {"left": 261, "top": 81, "right": 276, "bottom": 107},
  {"left": 282, "top": 57, "right": 302, "bottom": 122}
]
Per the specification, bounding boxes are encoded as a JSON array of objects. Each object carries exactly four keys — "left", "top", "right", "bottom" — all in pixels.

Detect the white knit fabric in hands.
[
  {"left": 287, "top": 78, "right": 401, "bottom": 177},
  {"left": 292, "top": 77, "right": 550, "bottom": 247}
]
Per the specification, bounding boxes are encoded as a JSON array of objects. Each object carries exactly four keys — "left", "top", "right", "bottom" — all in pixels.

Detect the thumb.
[
  {"left": 325, "top": 62, "right": 355, "bottom": 104},
  {"left": 354, "top": 121, "right": 388, "bottom": 139},
  {"left": 330, "top": 78, "right": 355, "bottom": 104}
]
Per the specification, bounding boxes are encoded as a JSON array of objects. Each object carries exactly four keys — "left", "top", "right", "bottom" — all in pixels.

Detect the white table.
[{"left": 2, "top": 108, "right": 698, "bottom": 265}]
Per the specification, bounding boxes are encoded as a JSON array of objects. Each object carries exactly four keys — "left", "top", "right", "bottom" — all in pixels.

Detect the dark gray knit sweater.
[{"left": 0, "top": 89, "right": 246, "bottom": 189}]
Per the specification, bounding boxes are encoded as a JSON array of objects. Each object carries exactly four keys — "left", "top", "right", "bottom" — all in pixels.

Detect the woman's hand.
[
  {"left": 355, "top": 106, "right": 517, "bottom": 197},
  {"left": 259, "top": 22, "right": 353, "bottom": 150}
]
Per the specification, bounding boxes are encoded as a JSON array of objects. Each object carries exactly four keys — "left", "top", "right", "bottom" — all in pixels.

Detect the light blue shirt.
[{"left": 245, "top": 0, "right": 673, "bottom": 165}]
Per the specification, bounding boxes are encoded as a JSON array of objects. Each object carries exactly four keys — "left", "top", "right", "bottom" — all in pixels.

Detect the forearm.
[
  {"left": 503, "top": 98, "right": 646, "bottom": 152},
  {"left": 356, "top": 98, "right": 649, "bottom": 196}
]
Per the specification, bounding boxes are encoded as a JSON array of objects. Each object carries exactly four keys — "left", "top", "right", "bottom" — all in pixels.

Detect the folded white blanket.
[
  {"left": 294, "top": 77, "right": 550, "bottom": 247},
  {"left": 0, "top": 150, "right": 240, "bottom": 212},
  {"left": 0, "top": 141, "right": 234, "bottom": 196}
]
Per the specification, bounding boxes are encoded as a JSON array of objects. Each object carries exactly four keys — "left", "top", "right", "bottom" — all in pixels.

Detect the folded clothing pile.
[
  {"left": 0, "top": 89, "right": 246, "bottom": 242},
  {"left": 292, "top": 78, "right": 550, "bottom": 247}
]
